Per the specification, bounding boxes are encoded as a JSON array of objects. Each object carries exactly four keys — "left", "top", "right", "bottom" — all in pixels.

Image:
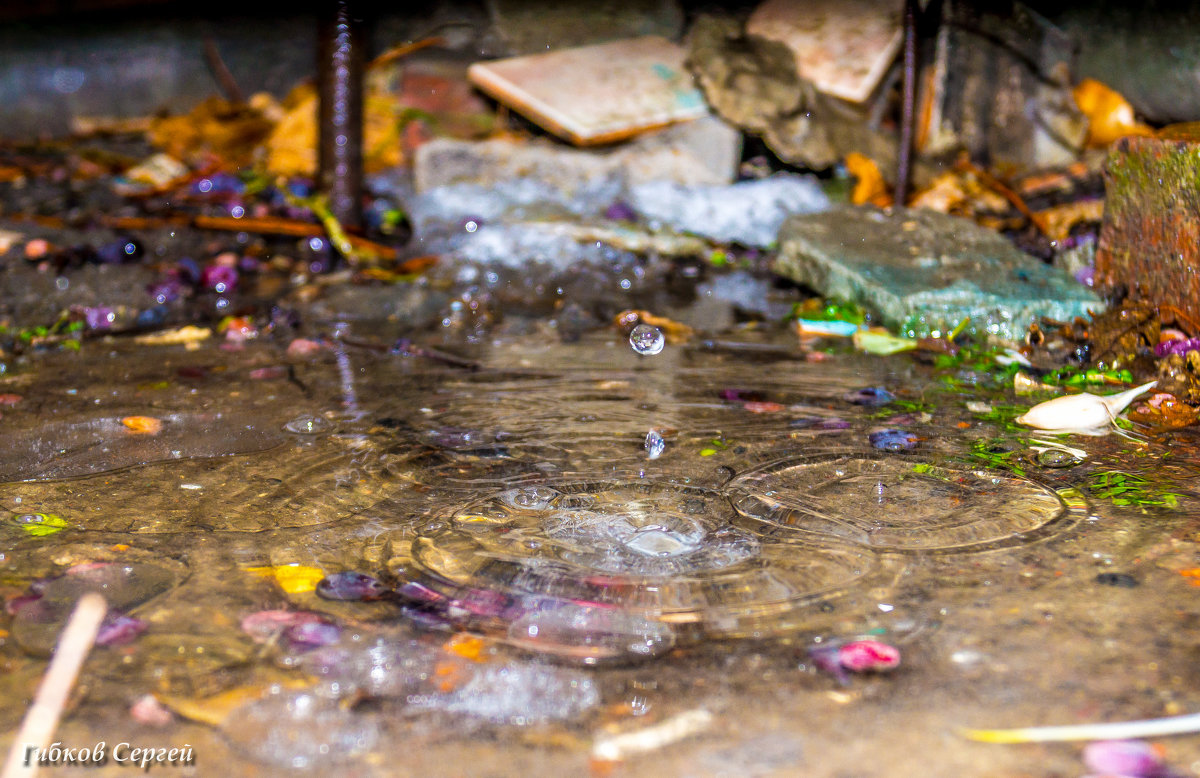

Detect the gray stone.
[
  {"left": 413, "top": 115, "right": 741, "bottom": 194},
  {"left": 487, "top": 0, "right": 684, "bottom": 56},
  {"left": 773, "top": 205, "right": 1104, "bottom": 340},
  {"left": 686, "top": 15, "right": 903, "bottom": 176},
  {"left": 630, "top": 173, "right": 829, "bottom": 248}
]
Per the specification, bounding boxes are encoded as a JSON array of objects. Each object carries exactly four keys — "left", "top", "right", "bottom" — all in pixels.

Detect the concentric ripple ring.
[
  {"left": 405, "top": 480, "right": 877, "bottom": 637},
  {"left": 728, "top": 454, "right": 1085, "bottom": 553}
]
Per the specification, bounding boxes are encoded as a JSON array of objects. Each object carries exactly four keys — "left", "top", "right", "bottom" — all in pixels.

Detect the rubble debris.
[
  {"left": 592, "top": 709, "right": 715, "bottom": 763},
  {"left": 774, "top": 205, "right": 1103, "bottom": 340},
  {"left": 921, "top": 2, "right": 1087, "bottom": 173},
  {"left": 686, "top": 15, "right": 902, "bottom": 173},
  {"left": 746, "top": 0, "right": 903, "bottom": 104},
  {"left": 468, "top": 36, "right": 709, "bottom": 145},
  {"left": 413, "top": 115, "right": 740, "bottom": 194},
  {"left": 629, "top": 173, "right": 828, "bottom": 247}
]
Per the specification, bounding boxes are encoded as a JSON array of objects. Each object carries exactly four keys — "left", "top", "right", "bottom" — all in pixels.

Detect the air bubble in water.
[
  {"left": 645, "top": 430, "right": 665, "bottom": 460},
  {"left": 499, "top": 486, "right": 561, "bottom": 511},
  {"left": 629, "top": 324, "right": 664, "bottom": 356},
  {"left": 223, "top": 689, "right": 378, "bottom": 768},
  {"left": 437, "top": 663, "right": 599, "bottom": 724},
  {"left": 284, "top": 415, "right": 331, "bottom": 435},
  {"left": 507, "top": 604, "right": 675, "bottom": 663}
]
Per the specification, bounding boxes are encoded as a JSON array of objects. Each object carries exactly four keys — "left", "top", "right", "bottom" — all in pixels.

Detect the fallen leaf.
[
  {"left": 134, "top": 325, "right": 211, "bottom": 347},
  {"left": 614, "top": 310, "right": 694, "bottom": 343},
  {"left": 158, "top": 677, "right": 311, "bottom": 727},
  {"left": 1034, "top": 199, "right": 1105, "bottom": 242},
  {"left": 443, "top": 634, "right": 489, "bottom": 662},
  {"left": 853, "top": 328, "right": 918, "bottom": 355},
  {"left": 1073, "top": 78, "right": 1154, "bottom": 148},
  {"left": 122, "top": 416, "right": 163, "bottom": 435},
  {"left": 845, "top": 152, "right": 892, "bottom": 207},
  {"left": 245, "top": 564, "right": 327, "bottom": 594}
]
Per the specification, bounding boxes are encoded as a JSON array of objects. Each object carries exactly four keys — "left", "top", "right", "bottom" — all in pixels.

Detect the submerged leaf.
[{"left": 246, "top": 564, "right": 327, "bottom": 595}]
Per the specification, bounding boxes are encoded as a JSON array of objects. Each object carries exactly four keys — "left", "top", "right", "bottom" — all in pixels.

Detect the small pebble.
[
  {"left": 129, "top": 694, "right": 173, "bottom": 727},
  {"left": 316, "top": 572, "right": 388, "bottom": 601},
  {"left": 241, "top": 610, "right": 326, "bottom": 643},
  {"left": 95, "top": 614, "right": 147, "bottom": 646},
  {"left": 869, "top": 429, "right": 918, "bottom": 452},
  {"left": 837, "top": 640, "right": 901, "bottom": 672},
  {"left": 24, "top": 239, "right": 50, "bottom": 259},
  {"left": 283, "top": 620, "right": 342, "bottom": 651},
  {"left": 810, "top": 639, "right": 900, "bottom": 685},
  {"left": 1083, "top": 739, "right": 1167, "bottom": 777},
  {"left": 1095, "top": 572, "right": 1139, "bottom": 588},
  {"left": 845, "top": 387, "right": 895, "bottom": 406},
  {"left": 249, "top": 366, "right": 288, "bottom": 380},
  {"left": 1035, "top": 448, "right": 1083, "bottom": 468},
  {"left": 1155, "top": 337, "right": 1200, "bottom": 358},
  {"left": 287, "top": 338, "right": 323, "bottom": 358}
]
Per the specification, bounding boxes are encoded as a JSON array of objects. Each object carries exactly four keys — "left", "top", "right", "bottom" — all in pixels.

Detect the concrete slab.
[{"left": 774, "top": 205, "right": 1104, "bottom": 340}]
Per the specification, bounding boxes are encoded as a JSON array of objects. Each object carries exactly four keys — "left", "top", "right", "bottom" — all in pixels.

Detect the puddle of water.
[{"left": 1, "top": 326, "right": 1198, "bottom": 776}]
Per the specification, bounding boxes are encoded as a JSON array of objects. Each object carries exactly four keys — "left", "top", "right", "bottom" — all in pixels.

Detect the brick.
[{"left": 1096, "top": 125, "right": 1200, "bottom": 326}]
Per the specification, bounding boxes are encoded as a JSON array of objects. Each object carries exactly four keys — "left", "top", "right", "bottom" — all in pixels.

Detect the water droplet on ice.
[
  {"left": 629, "top": 324, "right": 664, "bottom": 356},
  {"left": 645, "top": 430, "right": 665, "bottom": 460}
]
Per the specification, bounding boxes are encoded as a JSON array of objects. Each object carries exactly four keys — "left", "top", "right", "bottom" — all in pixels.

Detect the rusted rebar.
[
  {"left": 895, "top": 0, "right": 920, "bottom": 206},
  {"left": 317, "top": 0, "right": 365, "bottom": 230}
]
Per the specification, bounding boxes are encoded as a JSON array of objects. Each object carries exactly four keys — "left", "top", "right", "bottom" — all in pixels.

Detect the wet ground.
[{"left": 2, "top": 308, "right": 1200, "bottom": 777}]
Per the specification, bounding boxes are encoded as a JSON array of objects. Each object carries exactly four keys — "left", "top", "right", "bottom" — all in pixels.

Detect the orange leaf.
[
  {"left": 122, "top": 416, "right": 163, "bottom": 435},
  {"left": 444, "top": 633, "right": 488, "bottom": 662},
  {"left": 1073, "top": 78, "right": 1154, "bottom": 148},
  {"left": 845, "top": 152, "right": 892, "bottom": 207}
]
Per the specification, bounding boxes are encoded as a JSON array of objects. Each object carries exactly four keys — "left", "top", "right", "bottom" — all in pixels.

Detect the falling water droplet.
[
  {"left": 629, "top": 324, "right": 665, "bottom": 356},
  {"left": 645, "top": 430, "right": 665, "bottom": 460}
]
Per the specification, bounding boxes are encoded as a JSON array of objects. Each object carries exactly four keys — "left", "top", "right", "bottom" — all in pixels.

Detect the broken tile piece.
[
  {"left": 774, "top": 205, "right": 1104, "bottom": 340},
  {"left": 1096, "top": 125, "right": 1200, "bottom": 327},
  {"left": 467, "top": 36, "right": 709, "bottom": 145},
  {"left": 746, "top": 0, "right": 903, "bottom": 104}
]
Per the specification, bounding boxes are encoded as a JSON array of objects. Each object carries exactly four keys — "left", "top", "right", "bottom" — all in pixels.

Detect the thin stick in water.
[{"left": 2, "top": 593, "right": 107, "bottom": 778}]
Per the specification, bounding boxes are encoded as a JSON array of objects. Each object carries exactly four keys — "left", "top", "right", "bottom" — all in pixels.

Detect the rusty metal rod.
[
  {"left": 317, "top": 0, "right": 365, "bottom": 231},
  {"left": 895, "top": 0, "right": 920, "bottom": 206}
]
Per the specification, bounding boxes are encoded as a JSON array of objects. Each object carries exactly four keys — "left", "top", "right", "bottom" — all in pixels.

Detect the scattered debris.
[
  {"left": 746, "top": 0, "right": 902, "bottom": 104},
  {"left": 592, "top": 709, "right": 715, "bottom": 763},
  {"left": 963, "top": 711, "right": 1200, "bottom": 744}
]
